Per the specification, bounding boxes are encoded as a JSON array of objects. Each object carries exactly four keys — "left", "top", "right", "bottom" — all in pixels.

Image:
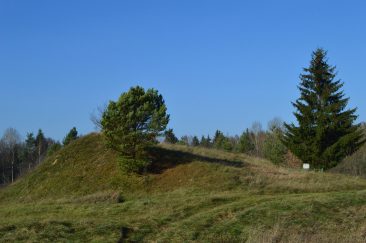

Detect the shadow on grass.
[{"left": 147, "top": 147, "right": 245, "bottom": 174}]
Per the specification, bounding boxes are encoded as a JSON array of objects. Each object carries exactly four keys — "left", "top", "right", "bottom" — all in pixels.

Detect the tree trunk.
[
  {"left": 1, "top": 161, "right": 5, "bottom": 185},
  {"left": 11, "top": 150, "right": 14, "bottom": 183},
  {"left": 38, "top": 145, "right": 41, "bottom": 164}
]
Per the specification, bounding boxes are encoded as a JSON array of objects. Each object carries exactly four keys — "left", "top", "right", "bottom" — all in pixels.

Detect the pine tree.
[
  {"left": 213, "top": 130, "right": 225, "bottom": 149},
  {"left": 63, "top": 127, "right": 78, "bottom": 146},
  {"left": 164, "top": 129, "right": 178, "bottom": 144},
  {"left": 200, "top": 136, "right": 207, "bottom": 147},
  {"left": 283, "top": 49, "right": 365, "bottom": 169},
  {"left": 101, "top": 86, "right": 169, "bottom": 172},
  {"left": 192, "top": 136, "right": 200, "bottom": 147},
  {"left": 239, "top": 129, "right": 255, "bottom": 154},
  {"left": 35, "top": 129, "right": 47, "bottom": 164},
  {"left": 24, "top": 133, "right": 36, "bottom": 170}
]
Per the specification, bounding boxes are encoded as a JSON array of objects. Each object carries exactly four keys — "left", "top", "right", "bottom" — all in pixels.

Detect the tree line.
[
  {"left": 0, "top": 127, "right": 79, "bottom": 185},
  {"left": 164, "top": 118, "right": 289, "bottom": 165}
]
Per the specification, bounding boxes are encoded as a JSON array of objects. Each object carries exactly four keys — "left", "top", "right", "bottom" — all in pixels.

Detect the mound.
[
  {"left": 1, "top": 133, "right": 365, "bottom": 203},
  {"left": 0, "top": 133, "right": 143, "bottom": 202}
]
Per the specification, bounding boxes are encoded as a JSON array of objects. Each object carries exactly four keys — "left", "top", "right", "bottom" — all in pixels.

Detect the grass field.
[{"left": 1, "top": 134, "right": 366, "bottom": 242}]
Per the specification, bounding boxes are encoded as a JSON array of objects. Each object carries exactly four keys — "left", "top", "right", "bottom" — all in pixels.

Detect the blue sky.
[{"left": 0, "top": 0, "right": 366, "bottom": 141}]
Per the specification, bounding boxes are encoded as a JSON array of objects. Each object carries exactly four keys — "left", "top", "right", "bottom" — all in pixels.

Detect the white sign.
[{"left": 303, "top": 163, "right": 310, "bottom": 170}]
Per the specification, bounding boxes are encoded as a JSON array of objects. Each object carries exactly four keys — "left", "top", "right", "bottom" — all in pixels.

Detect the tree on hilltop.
[
  {"left": 101, "top": 86, "right": 169, "bottom": 172},
  {"left": 63, "top": 127, "right": 79, "bottom": 146},
  {"left": 192, "top": 136, "right": 200, "bottom": 147}
]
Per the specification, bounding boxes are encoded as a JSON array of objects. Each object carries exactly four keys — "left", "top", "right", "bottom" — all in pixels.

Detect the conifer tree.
[
  {"left": 239, "top": 129, "right": 255, "bottom": 154},
  {"left": 200, "top": 136, "right": 207, "bottom": 147},
  {"left": 35, "top": 129, "right": 47, "bottom": 164},
  {"left": 24, "top": 133, "right": 36, "bottom": 170},
  {"left": 199, "top": 135, "right": 212, "bottom": 148},
  {"left": 101, "top": 86, "right": 169, "bottom": 172},
  {"left": 283, "top": 49, "right": 365, "bottom": 169},
  {"left": 164, "top": 129, "right": 178, "bottom": 144},
  {"left": 192, "top": 136, "right": 200, "bottom": 147},
  {"left": 213, "top": 130, "right": 225, "bottom": 149},
  {"left": 63, "top": 127, "right": 79, "bottom": 146}
]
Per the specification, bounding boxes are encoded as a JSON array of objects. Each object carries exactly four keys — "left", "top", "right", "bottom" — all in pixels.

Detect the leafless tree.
[
  {"left": 1, "top": 128, "right": 21, "bottom": 183},
  {"left": 268, "top": 117, "right": 285, "bottom": 132},
  {"left": 0, "top": 140, "right": 7, "bottom": 184},
  {"left": 90, "top": 104, "right": 107, "bottom": 131},
  {"left": 251, "top": 121, "right": 264, "bottom": 156}
]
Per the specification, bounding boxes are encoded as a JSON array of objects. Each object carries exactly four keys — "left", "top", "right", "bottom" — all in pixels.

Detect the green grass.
[{"left": 1, "top": 133, "right": 366, "bottom": 242}]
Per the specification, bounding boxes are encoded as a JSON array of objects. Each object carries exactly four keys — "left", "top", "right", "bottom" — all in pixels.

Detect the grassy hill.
[
  {"left": 332, "top": 143, "right": 366, "bottom": 178},
  {"left": 1, "top": 133, "right": 366, "bottom": 242}
]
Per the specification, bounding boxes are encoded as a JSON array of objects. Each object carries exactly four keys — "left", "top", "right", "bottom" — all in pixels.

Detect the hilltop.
[{"left": 1, "top": 134, "right": 366, "bottom": 242}]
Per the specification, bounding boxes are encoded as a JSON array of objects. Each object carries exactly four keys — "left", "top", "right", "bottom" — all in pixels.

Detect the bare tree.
[
  {"left": 251, "top": 121, "right": 263, "bottom": 156},
  {"left": 2, "top": 128, "right": 21, "bottom": 183},
  {"left": 90, "top": 104, "right": 107, "bottom": 131},
  {"left": 268, "top": 117, "right": 284, "bottom": 133},
  {"left": 0, "top": 140, "right": 7, "bottom": 184}
]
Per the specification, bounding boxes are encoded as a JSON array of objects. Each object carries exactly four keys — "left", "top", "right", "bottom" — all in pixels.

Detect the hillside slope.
[
  {"left": 1, "top": 133, "right": 366, "bottom": 242},
  {"left": 332, "top": 143, "right": 366, "bottom": 178}
]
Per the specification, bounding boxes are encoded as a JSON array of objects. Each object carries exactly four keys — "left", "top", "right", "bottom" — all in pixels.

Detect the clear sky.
[{"left": 1, "top": 0, "right": 366, "bottom": 141}]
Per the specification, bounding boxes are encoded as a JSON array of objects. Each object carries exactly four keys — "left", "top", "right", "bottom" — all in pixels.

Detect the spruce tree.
[
  {"left": 63, "top": 127, "right": 78, "bottom": 146},
  {"left": 239, "top": 129, "right": 255, "bottom": 154},
  {"left": 200, "top": 136, "right": 207, "bottom": 147},
  {"left": 283, "top": 49, "right": 365, "bottom": 169},
  {"left": 35, "top": 129, "right": 47, "bottom": 164},
  {"left": 24, "top": 133, "right": 36, "bottom": 170},
  {"left": 213, "top": 130, "right": 225, "bottom": 149},
  {"left": 192, "top": 136, "right": 200, "bottom": 147},
  {"left": 164, "top": 129, "right": 178, "bottom": 144}
]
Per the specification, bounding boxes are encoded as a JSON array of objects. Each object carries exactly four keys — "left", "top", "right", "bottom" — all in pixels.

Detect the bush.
[
  {"left": 118, "top": 157, "right": 151, "bottom": 174},
  {"left": 116, "top": 193, "right": 125, "bottom": 203},
  {"left": 263, "top": 133, "right": 287, "bottom": 164}
]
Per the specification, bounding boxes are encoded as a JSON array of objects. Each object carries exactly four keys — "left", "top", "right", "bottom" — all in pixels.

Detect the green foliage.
[
  {"left": 238, "top": 129, "right": 255, "bottom": 154},
  {"left": 283, "top": 49, "right": 365, "bottom": 170},
  {"left": 192, "top": 136, "right": 200, "bottom": 147},
  {"left": 164, "top": 129, "right": 178, "bottom": 144},
  {"left": 101, "top": 86, "right": 169, "bottom": 172},
  {"left": 35, "top": 129, "right": 48, "bottom": 163},
  {"left": 263, "top": 132, "right": 287, "bottom": 164},
  {"left": 35, "top": 129, "right": 45, "bottom": 149},
  {"left": 222, "top": 139, "right": 233, "bottom": 152},
  {"left": 178, "top": 135, "right": 189, "bottom": 146},
  {"left": 118, "top": 157, "right": 151, "bottom": 173},
  {"left": 63, "top": 127, "right": 78, "bottom": 146},
  {"left": 47, "top": 142, "right": 62, "bottom": 157},
  {"left": 200, "top": 135, "right": 212, "bottom": 148},
  {"left": 25, "top": 133, "right": 36, "bottom": 151},
  {"left": 212, "top": 130, "right": 234, "bottom": 152},
  {"left": 22, "top": 132, "right": 36, "bottom": 165}
]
